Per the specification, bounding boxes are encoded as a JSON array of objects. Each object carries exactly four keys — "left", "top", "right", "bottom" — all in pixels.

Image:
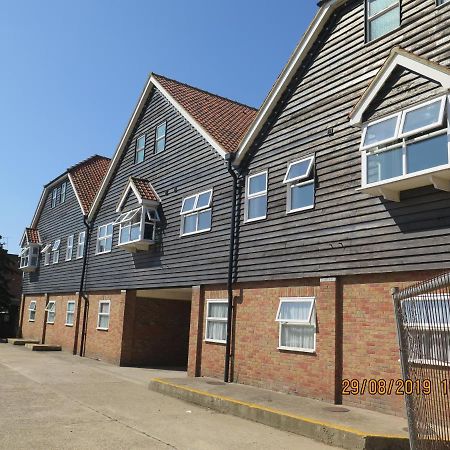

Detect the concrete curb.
[
  {"left": 24, "top": 344, "right": 62, "bottom": 351},
  {"left": 149, "top": 378, "right": 409, "bottom": 450},
  {"left": 7, "top": 339, "right": 40, "bottom": 346}
]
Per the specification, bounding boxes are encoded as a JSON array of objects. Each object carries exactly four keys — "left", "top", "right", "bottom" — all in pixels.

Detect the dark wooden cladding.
[
  {"left": 85, "top": 88, "right": 233, "bottom": 291},
  {"left": 22, "top": 178, "right": 86, "bottom": 294},
  {"left": 236, "top": 0, "right": 450, "bottom": 283}
]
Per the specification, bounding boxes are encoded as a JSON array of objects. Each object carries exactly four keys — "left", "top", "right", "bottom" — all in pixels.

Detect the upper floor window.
[
  {"left": 245, "top": 171, "right": 268, "bottom": 222},
  {"left": 41, "top": 243, "right": 51, "bottom": 266},
  {"left": 135, "top": 135, "right": 145, "bottom": 164},
  {"left": 19, "top": 244, "right": 40, "bottom": 272},
  {"left": 51, "top": 188, "right": 58, "bottom": 208},
  {"left": 52, "top": 239, "right": 61, "bottom": 264},
  {"left": 76, "top": 231, "right": 86, "bottom": 259},
  {"left": 283, "top": 156, "right": 315, "bottom": 213},
  {"left": 366, "top": 0, "right": 400, "bottom": 42},
  {"left": 51, "top": 181, "right": 68, "bottom": 207},
  {"left": 155, "top": 122, "right": 167, "bottom": 153},
  {"left": 96, "top": 224, "right": 113, "bottom": 254},
  {"left": 180, "top": 190, "right": 212, "bottom": 235},
  {"left": 65, "top": 235, "right": 74, "bottom": 261},
  {"left": 60, "top": 181, "right": 67, "bottom": 203},
  {"left": 361, "top": 96, "right": 448, "bottom": 195},
  {"left": 437, "top": 0, "right": 449, "bottom": 5}
]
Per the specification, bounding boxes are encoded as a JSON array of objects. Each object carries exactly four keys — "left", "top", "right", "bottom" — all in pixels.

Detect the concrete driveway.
[{"left": 0, "top": 344, "right": 337, "bottom": 450}]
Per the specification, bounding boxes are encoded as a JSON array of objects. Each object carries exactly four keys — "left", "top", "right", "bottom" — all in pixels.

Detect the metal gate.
[{"left": 393, "top": 273, "right": 450, "bottom": 450}]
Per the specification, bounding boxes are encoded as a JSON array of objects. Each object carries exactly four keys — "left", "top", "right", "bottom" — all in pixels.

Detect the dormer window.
[
  {"left": 19, "top": 244, "right": 40, "bottom": 272},
  {"left": 51, "top": 181, "right": 68, "bottom": 208}
]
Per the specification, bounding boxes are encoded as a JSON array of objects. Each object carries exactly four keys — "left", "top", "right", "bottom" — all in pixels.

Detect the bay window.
[
  {"left": 283, "top": 156, "right": 315, "bottom": 213},
  {"left": 180, "top": 190, "right": 212, "bottom": 235},
  {"left": 19, "top": 244, "right": 40, "bottom": 272}
]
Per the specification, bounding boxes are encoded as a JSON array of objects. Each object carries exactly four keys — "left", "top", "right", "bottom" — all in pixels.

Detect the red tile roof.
[
  {"left": 69, "top": 155, "right": 111, "bottom": 213},
  {"left": 130, "top": 177, "right": 159, "bottom": 202},
  {"left": 153, "top": 74, "right": 258, "bottom": 153},
  {"left": 25, "top": 228, "right": 41, "bottom": 244}
]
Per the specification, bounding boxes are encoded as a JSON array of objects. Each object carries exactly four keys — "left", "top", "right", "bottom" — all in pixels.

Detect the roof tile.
[
  {"left": 130, "top": 177, "right": 159, "bottom": 202},
  {"left": 25, "top": 228, "right": 41, "bottom": 244}
]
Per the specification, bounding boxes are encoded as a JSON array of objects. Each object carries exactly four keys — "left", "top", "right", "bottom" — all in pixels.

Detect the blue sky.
[{"left": 0, "top": 0, "right": 318, "bottom": 254}]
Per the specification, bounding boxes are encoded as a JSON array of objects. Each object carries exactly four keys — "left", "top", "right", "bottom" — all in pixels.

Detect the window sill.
[
  {"left": 278, "top": 346, "right": 316, "bottom": 354},
  {"left": 46, "top": 322, "right": 55, "bottom": 325},
  {"left": 180, "top": 228, "right": 211, "bottom": 237},
  {"left": 65, "top": 323, "right": 74, "bottom": 327},
  {"left": 244, "top": 215, "right": 267, "bottom": 224},
  {"left": 205, "top": 338, "right": 226, "bottom": 345},
  {"left": 364, "top": 24, "right": 402, "bottom": 47},
  {"left": 28, "top": 320, "right": 35, "bottom": 323},
  {"left": 95, "top": 250, "right": 112, "bottom": 256},
  {"left": 286, "top": 204, "right": 314, "bottom": 215},
  {"left": 96, "top": 327, "right": 109, "bottom": 331},
  {"left": 358, "top": 164, "right": 450, "bottom": 202}
]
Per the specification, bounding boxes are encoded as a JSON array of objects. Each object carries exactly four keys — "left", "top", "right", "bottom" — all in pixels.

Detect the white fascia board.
[
  {"left": 116, "top": 179, "right": 143, "bottom": 213},
  {"left": 151, "top": 76, "right": 227, "bottom": 159},
  {"left": 234, "top": 0, "right": 342, "bottom": 165},
  {"left": 350, "top": 48, "right": 450, "bottom": 126},
  {"left": 67, "top": 173, "right": 86, "bottom": 216}
]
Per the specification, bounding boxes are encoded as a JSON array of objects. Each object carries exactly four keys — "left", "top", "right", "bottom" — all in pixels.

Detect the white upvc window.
[
  {"left": 51, "top": 188, "right": 58, "bottom": 208},
  {"left": 45, "top": 301, "right": 56, "bottom": 324},
  {"left": 65, "top": 301, "right": 75, "bottom": 326},
  {"left": 366, "top": 0, "right": 400, "bottom": 42},
  {"left": 437, "top": 0, "right": 449, "bottom": 5},
  {"left": 52, "top": 239, "right": 61, "bottom": 264},
  {"left": 205, "top": 300, "right": 228, "bottom": 344},
  {"left": 65, "top": 235, "right": 74, "bottom": 261},
  {"left": 60, "top": 181, "right": 67, "bottom": 203},
  {"left": 155, "top": 121, "right": 167, "bottom": 153},
  {"left": 76, "top": 231, "right": 86, "bottom": 259},
  {"left": 97, "top": 301, "right": 110, "bottom": 330},
  {"left": 244, "top": 171, "right": 268, "bottom": 222},
  {"left": 28, "top": 301, "right": 36, "bottom": 322},
  {"left": 180, "top": 190, "right": 213, "bottom": 235},
  {"left": 402, "top": 295, "right": 450, "bottom": 366},
  {"left": 276, "top": 298, "right": 316, "bottom": 353},
  {"left": 96, "top": 224, "right": 113, "bottom": 254},
  {"left": 20, "top": 247, "right": 29, "bottom": 269},
  {"left": 361, "top": 96, "right": 450, "bottom": 189},
  {"left": 115, "top": 206, "right": 159, "bottom": 246},
  {"left": 19, "top": 245, "right": 40, "bottom": 271},
  {"left": 135, "top": 135, "right": 145, "bottom": 164},
  {"left": 283, "top": 156, "right": 315, "bottom": 213},
  {"left": 41, "top": 243, "right": 51, "bottom": 266}
]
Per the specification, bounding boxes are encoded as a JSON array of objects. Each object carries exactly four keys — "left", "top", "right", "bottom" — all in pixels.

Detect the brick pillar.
[
  {"left": 120, "top": 290, "right": 136, "bottom": 366},
  {"left": 187, "top": 285, "right": 204, "bottom": 377},
  {"left": 318, "top": 277, "right": 341, "bottom": 404}
]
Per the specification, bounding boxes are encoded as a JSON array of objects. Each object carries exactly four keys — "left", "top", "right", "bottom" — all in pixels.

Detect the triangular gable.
[
  {"left": 349, "top": 48, "right": 450, "bottom": 126},
  {"left": 20, "top": 228, "right": 41, "bottom": 247},
  {"left": 116, "top": 177, "right": 160, "bottom": 213}
]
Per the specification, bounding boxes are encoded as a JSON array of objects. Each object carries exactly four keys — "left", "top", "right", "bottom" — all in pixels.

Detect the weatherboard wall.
[
  {"left": 236, "top": 0, "right": 450, "bottom": 282},
  {"left": 85, "top": 88, "right": 234, "bottom": 290}
]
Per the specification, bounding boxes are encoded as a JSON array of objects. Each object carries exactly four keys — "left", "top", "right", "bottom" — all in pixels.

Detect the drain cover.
[
  {"left": 206, "top": 381, "right": 226, "bottom": 386},
  {"left": 324, "top": 406, "right": 350, "bottom": 413}
]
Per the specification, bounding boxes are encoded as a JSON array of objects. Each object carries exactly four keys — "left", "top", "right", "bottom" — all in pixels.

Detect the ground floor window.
[
  {"left": 65, "top": 301, "right": 75, "bottom": 326},
  {"left": 205, "top": 300, "right": 228, "bottom": 343},
  {"left": 97, "top": 301, "right": 110, "bottom": 330},
  {"left": 276, "top": 298, "right": 316, "bottom": 352},
  {"left": 45, "top": 301, "right": 56, "bottom": 324},
  {"left": 28, "top": 301, "right": 36, "bottom": 322}
]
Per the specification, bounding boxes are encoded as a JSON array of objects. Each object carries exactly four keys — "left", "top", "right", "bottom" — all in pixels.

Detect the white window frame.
[
  {"left": 205, "top": 300, "right": 228, "bottom": 344},
  {"left": 244, "top": 170, "right": 268, "bottom": 223},
  {"left": 20, "top": 247, "right": 29, "bottom": 269},
  {"left": 28, "top": 300, "right": 36, "bottom": 322},
  {"left": 116, "top": 206, "right": 159, "bottom": 245},
  {"left": 65, "top": 235, "right": 74, "bottom": 261},
  {"left": 96, "top": 224, "right": 113, "bottom": 255},
  {"left": 180, "top": 189, "right": 213, "bottom": 236},
  {"left": 283, "top": 156, "right": 315, "bottom": 214},
  {"left": 52, "top": 239, "right": 61, "bottom": 264},
  {"left": 135, "top": 134, "right": 146, "bottom": 163},
  {"left": 97, "top": 300, "right": 110, "bottom": 331},
  {"left": 366, "top": 0, "right": 400, "bottom": 43},
  {"left": 360, "top": 112, "right": 402, "bottom": 151},
  {"left": 275, "top": 297, "right": 316, "bottom": 353},
  {"left": 155, "top": 121, "right": 167, "bottom": 154},
  {"left": 437, "top": 0, "right": 449, "bottom": 6},
  {"left": 60, "top": 181, "right": 67, "bottom": 203},
  {"left": 45, "top": 301, "right": 56, "bottom": 324},
  {"left": 76, "top": 231, "right": 86, "bottom": 259},
  {"left": 41, "top": 243, "right": 51, "bottom": 266},
  {"left": 65, "top": 300, "right": 75, "bottom": 326},
  {"left": 51, "top": 188, "right": 58, "bottom": 208}
]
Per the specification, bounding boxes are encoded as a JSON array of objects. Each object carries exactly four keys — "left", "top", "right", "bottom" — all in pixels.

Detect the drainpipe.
[
  {"left": 224, "top": 153, "right": 238, "bottom": 383},
  {"left": 74, "top": 215, "right": 91, "bottom": 357}
]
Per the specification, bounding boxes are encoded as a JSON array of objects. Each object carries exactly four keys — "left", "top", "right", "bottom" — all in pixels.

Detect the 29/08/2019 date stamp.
[{"left": 342, "top": 379, "right": 450, "bottom": 396}]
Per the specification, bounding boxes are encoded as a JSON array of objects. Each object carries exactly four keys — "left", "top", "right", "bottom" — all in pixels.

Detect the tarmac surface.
[{"left": 0, "top": 344, "right": 337, "bottom": 450}]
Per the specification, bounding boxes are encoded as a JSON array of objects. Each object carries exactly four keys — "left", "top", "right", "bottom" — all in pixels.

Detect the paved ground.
[{"left": 0, "top": 344, "right": 338, "bottom": 450}]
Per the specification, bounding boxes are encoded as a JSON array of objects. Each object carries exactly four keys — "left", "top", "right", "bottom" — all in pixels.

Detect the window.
[
  {"left": 28, "top": 301, "right": 36, "bottom": 322},
  {"left": 96, "top": 224, "right": 113, "bottom": 254},
  {"left": 76, "top": 231, "right": 86, "bottom": 259},
  {"left": 361, "top": 96, "right": 449, "bottom": 187},
  {"left": 115, "top": 206, "right": 159, "bottom": 247},
  {"left": 205, "top": 300, "right": 228, "bottom": 343},
  {"left": 19, "top": 245, "right": 39, "bottom": 271},
  {"left": 155, "top": 121, "right": 167, "bottom": 153},
  {"left": 437, "top": 0, "right": 449, "bottom": 5},
  {"left": 402, "top": 295, "right": 450, "bottom": 366},
  {"left": 65, "top": 301, "right": 75, "bottom": 326},
  {"left": 97, "top": 301, "right": 110, "bottom": 330},
  {"left": 65, "top": 235, "right": 74, "bottom": 261},
  {"left": 366, "top": 0, "right": 400, "bottom": 42},
  {"left": 276, "top": 298, "right": 316, "bottom": 352},
  {"left": 50, "top": 181, "right": 68, "bottom": 207},
  {"left": 283, "top": 156, "right": 315, "bottom": 213},
  {"left": 135, "top": 135, "right": 145, "bottom": 164},
  {"left": 60, "top": 181, "right": 67, "bottom": 203},
  {"left": 51, "top": 188, "right": 58, "bottom": 208},
  {"left": 245, "top": 171, "right": 268, "bottom": 222},
  {"left": 45, "top": 301, "right": 56, "bottom": 324},
  {"left": 52, "top": 239, "right": 61, "bottom": 264},
  {"left": 41, "top": 243, "right": 51, "bottom": 266},
  {"left": 180, "top": 190, "right": 212, "bottom": 235}
]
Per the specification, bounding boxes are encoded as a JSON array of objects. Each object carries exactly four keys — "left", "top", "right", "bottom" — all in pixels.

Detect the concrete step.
[
  {"left": 149, "top": 377, "right": 410, "bottom": 450},
  {"left": 24, "top": 344, "right": 62, "bottom": 351},
  {"left": 7, "top": 338, "right": 40, "bottom": 346}
]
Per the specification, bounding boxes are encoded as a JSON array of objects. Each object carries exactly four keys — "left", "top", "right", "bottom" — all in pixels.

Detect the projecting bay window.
[
  {"left": 19, "top": 244, "right": 40, "bottom": 272},
  {"left": 283, "top": 156, "right": 315, "bottom": 213},
  {"left": 41, "top": 243, "right": 51, "bottom": 266},
  {"left": 96, "top": 224, "right": 113, "bottom": 254},
  {"left": 359, "top": 95, "right": 450, "bottom": 202},
  {"left": 244, "top": 171, "right": 268, "bottom": 222},
  {"left": 52, "top": 239, "right": 61, "bottom": 264},
  {"left": 366, "top": 0, "right": 400, "bottom": 42},
  {"left": 180, "top": 190, "right": 212, "bottom": 235},
  {"left": 114, "top": 206, "right": 159, "bottom": 251},
  {"left": 276, "top": 298, "right": 316, "bottom": 353},
  {"left": 205, "top": 300, "right": 228, "bottom": 344}
]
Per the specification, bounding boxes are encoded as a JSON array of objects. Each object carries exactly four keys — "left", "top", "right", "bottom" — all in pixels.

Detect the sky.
[{"left": 0, "top": 0, "right": 318, "bottom": 254}]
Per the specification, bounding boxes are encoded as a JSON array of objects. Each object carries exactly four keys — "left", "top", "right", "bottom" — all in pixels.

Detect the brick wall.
[{"left": 21, "top": 294, "right": 46, "bottom": 342}]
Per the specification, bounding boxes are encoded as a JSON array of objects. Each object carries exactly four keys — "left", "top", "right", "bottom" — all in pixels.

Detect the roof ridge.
[
  {"left": 152, "top": 73, "right": 258, "bottom": 112},
  {"left": 67, "top": 154, "right": 111, "bottom": 173}
]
